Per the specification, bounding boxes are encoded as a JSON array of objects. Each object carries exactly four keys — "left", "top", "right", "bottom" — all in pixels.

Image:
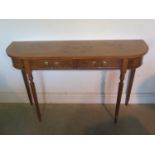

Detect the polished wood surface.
[
  {"left": 115, "top": 59, "right": 128, "bottom": 123},
  {"left": 125, "top": 69, "right": 136, "bottom": 106},
  {"left": 7, "top": 40, "right": 148, "bottom": 59},
  {"left": 24, "top": 60, "right": 41, "bottom": 121},
  {"left": 11, "top": 57, "right": 143, "bottom": 70},
  {"left": 7, "top": 40, "right": 148, "bottom": 123},
  {"left": 21, "top": 70, "right": 33, "bottom": 105}
]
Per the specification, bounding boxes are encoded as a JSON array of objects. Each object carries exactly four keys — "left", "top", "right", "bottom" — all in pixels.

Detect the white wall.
[{"left": 0, "top": 19, "right": 155, "bottom": 104}]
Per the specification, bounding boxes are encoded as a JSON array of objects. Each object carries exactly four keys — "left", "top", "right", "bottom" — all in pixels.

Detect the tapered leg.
[
  {"left": 125, "top": 69, "right": 136, "bottom": 106},
  {"left": 27, "top": 71, "right": 42, "bottom": 121},
  {"left": 114, "top": 59, "right": 128, "bottom": 123},
  {"left": 22, "top": 70, "right": 33, "bottom": 105}
]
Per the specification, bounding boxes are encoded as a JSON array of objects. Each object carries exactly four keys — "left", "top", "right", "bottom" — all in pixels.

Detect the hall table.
[{"left": 7, "top": 40, "right": 148, "bottom": 123}]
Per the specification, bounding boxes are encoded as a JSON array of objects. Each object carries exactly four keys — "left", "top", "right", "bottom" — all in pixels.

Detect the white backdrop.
[{"left": 0, "top": 19, "right": 155, "bottom": 104}]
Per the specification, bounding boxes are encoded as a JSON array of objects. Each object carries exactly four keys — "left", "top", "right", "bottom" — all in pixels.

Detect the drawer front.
[
  {"left": 12, "top": 57, "right": 143, "bottom": 70},
  {"left": 29, "top": 59, "right": 121, "bottom": 70},
  {"left": 30, "top": 59, "right": 74, "bottom": 69},
  {"left": 78, "top": 59, "right": 121, "bottom": 69}
]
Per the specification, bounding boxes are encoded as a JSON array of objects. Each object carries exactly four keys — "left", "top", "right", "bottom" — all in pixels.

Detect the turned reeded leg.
[
  {"left": 28, "top": 71, "right": 42, "bottom": 121},
  {"left": 24, "top": 61, "right": 42, "bottom": 122},
  {"left": 125, "top": 69, "right": 136, "bottom": 106},
  {"left": 114, "top": 59, "right": 128, "bottom": 123},
  {"left": 22, "top": 69, "right": 33, "bottom": 105}
]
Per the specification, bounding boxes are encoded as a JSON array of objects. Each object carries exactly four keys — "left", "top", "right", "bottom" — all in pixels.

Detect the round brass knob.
[
  {"left": 44, "top": 61, "right": 49, "bottom": 65},
  {"left": 54, "top": 61, "right": 60, "bottom": 65},
  {"left": 102, "top": 61, "right": 107, "bottom": 65}
]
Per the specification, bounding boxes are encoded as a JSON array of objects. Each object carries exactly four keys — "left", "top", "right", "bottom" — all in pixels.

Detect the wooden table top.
[{"left": 7, "top": 40, "right": 148, "bottom": 60}]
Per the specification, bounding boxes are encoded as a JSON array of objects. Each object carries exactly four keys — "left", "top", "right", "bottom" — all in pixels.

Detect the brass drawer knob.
[
  {"left": 54, "top": 61, "right": 60, "bottom": 65},
  {"left": 102, "top": 61, "right": 107, "bottom": 65},
  {"left": 44, "top": 61, "right": 49, "bottom": 65}
]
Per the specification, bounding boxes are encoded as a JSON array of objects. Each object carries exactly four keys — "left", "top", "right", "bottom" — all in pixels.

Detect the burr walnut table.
[{"left": 7, "top": 40, "right": 148, "bottom": 123}]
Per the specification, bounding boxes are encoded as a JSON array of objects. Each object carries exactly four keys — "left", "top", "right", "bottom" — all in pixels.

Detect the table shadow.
[{"left": 85, "top": 116, "right": 150, "bottom": 135}]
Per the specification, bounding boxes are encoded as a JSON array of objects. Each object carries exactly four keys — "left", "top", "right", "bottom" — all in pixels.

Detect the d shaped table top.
[{"left": 7, "top": 40, "right": 148, "bottom": 60}]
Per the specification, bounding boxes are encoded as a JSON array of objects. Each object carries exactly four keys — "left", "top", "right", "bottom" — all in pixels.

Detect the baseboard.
[{"left": 0, "top": 92, "right": 155, "bottom": 104}]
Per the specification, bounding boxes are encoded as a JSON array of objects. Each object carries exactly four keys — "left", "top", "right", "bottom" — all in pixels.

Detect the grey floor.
[{"left": 0, "top": 103, "right": 155, "bottom": 135}]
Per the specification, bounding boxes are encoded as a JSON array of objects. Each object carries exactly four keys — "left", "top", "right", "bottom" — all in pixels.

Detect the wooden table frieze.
[{"left": 7, "top": 40, "right": 148, "bottom": 123}]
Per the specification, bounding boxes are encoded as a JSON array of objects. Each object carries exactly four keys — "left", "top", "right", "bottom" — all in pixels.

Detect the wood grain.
[{"left": 7, "top": 40, "right": 148, "bottom": 59}]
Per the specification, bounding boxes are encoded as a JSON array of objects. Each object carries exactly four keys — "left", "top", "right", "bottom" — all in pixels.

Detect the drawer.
[
  {"left": 78, "top": 59, "right": 121, "bottom": 69},
  {"left": 30, "top": 59, "right": 74, "bottom": 69}
]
